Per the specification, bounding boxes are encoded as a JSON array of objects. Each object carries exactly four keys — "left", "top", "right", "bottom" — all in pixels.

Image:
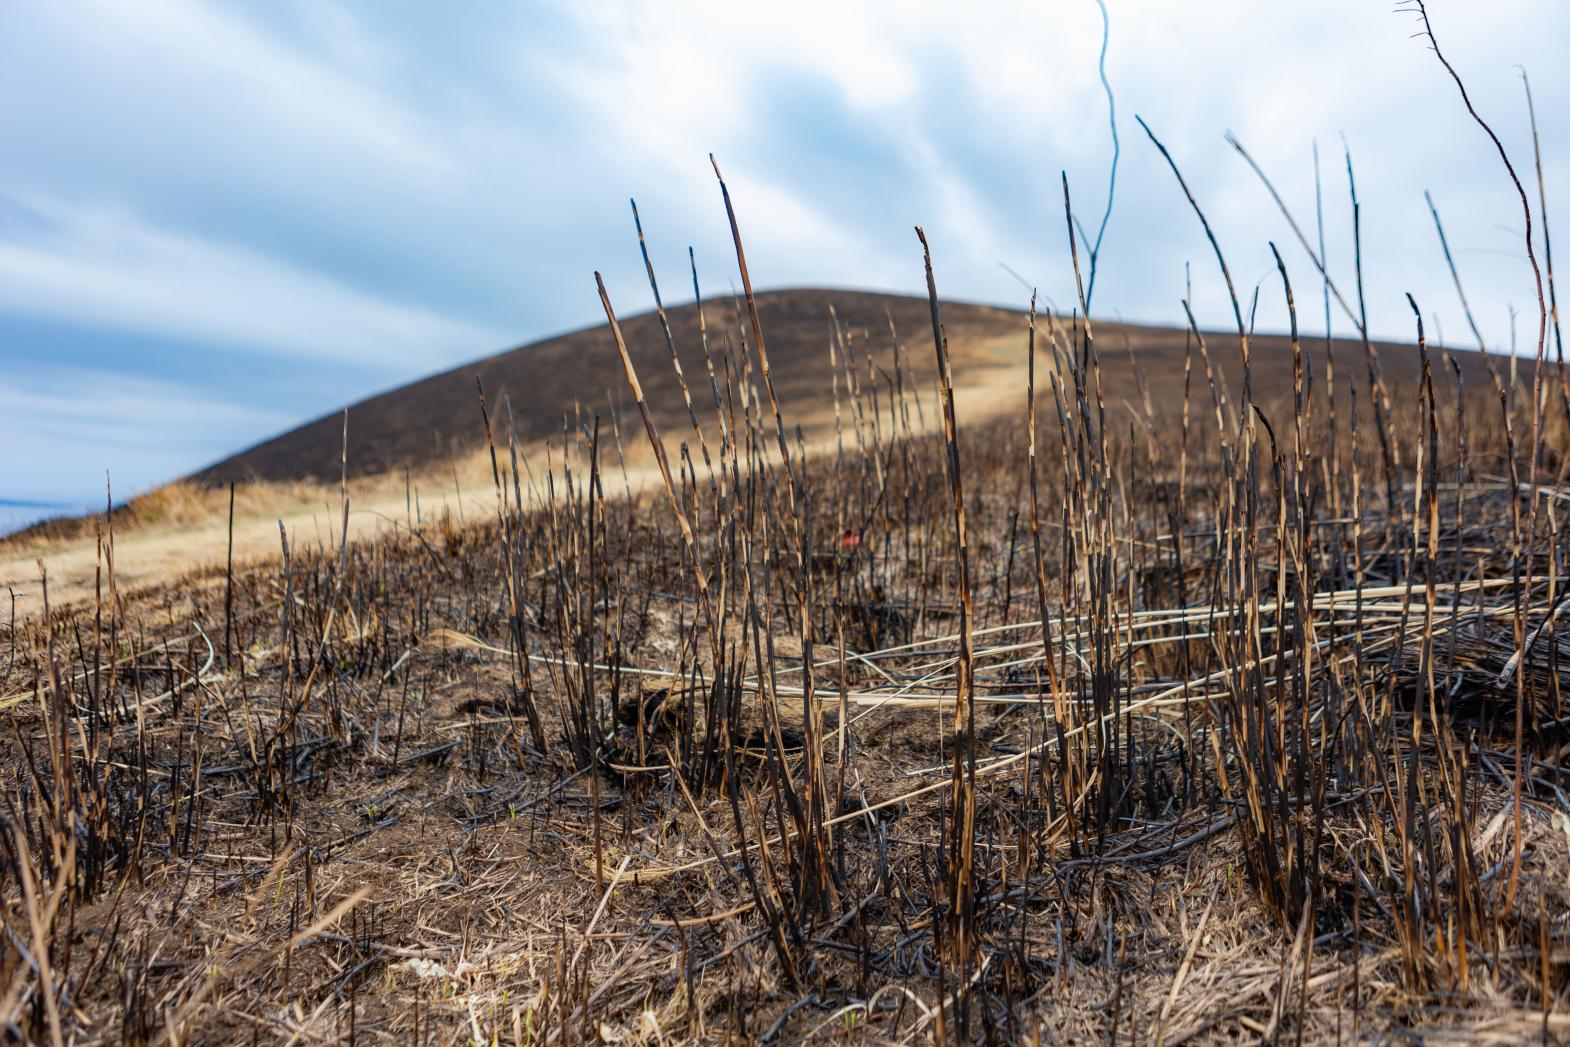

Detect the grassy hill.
[{"left": 191, "top": 287, "right": 1481, "bottom": 488}]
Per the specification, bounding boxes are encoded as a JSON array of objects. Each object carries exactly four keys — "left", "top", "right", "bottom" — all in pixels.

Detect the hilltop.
[{"left": 190, "top": 287, "right": 1468, "bottom": 489}]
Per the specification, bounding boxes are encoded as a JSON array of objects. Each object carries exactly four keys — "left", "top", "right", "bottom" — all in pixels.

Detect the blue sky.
[{"left": 1, "top": 1, "right": 1565, "bottom": 524}]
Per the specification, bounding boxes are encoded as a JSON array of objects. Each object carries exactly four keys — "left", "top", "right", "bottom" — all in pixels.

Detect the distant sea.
[{"left": 0, "top": 498, "right": 88, "bottom": 538}]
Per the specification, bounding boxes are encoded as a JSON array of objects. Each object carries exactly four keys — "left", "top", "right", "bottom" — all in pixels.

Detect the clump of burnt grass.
[{"left": 4, "top": 9, "right": 1570, "bottom": 1044}]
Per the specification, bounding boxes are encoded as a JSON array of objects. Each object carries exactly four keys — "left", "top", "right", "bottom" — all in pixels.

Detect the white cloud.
[
  {"left": 40, "top": 0, "right": 452, "bottom": 179},
  {"left": 0, "top": 196, "right": 504, "bottom": 367},
  {"left": 520, "top": 0, "right": 1566, "bottom": 347}
]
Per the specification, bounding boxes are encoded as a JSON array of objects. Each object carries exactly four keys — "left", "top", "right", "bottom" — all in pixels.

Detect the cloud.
[
  {"left": 521, "top": 0, "right": 1566, "bottom": 349},
  {"left": 22, "top": 0, "right": 453, "bottom": 179},
  {"left": 0, "top": 194, "right": 504, "bottom": 368}
]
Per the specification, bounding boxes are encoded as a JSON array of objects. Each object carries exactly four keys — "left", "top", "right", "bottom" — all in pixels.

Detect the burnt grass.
[{"left": 4, "top": 277, "right": 1570, "bottom": 1045}]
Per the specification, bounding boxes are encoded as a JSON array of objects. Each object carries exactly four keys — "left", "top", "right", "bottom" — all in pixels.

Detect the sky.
[{"left": 1, "top": 1, "right": 1565, "bottom": 527}]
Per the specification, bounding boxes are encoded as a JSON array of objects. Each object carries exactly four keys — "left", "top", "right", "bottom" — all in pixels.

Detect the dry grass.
[
  {"left": 4, "top": 301, "right": 1568, "bottom": 1042},
  {"left": 3, "top": 478, "right": 323, "bottom": 554},
  {"left": 2, "top": 449, "right": 518, "bottom": 556}
]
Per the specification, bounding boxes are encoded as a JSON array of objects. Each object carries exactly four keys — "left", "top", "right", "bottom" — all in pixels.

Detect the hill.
[
  {"left": 191, "top": 287, "right": 1478, "bottom": 489},
  {"left": 5, "top": 287, "right": 1504, "bottom": 617},
  {"left": 194, "top": 289, "right": 1021, "bottom": 486}
]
